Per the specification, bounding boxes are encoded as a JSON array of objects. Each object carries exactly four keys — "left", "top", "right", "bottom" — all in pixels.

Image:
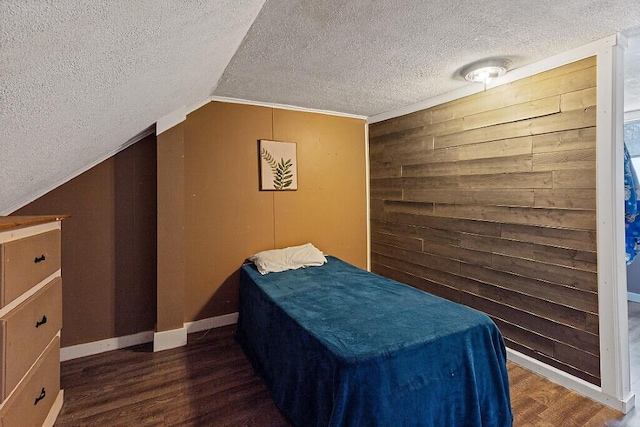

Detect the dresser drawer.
[
  {"left": 0, "top": 278, "right": 62, "bottom": 401},
  {"left": 0, "top": 230, "right": 61, "bottom": 308},
  {"left": 0, "top": 337, "right": 60, "bottom": 427}
]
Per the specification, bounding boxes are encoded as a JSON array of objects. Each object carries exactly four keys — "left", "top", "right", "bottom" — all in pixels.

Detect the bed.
[{"left": 236, "top": 255, "right": 513, "bottom": 426}]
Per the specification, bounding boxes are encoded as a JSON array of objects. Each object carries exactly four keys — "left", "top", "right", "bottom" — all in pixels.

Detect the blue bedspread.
[{"left": 236, "top": 257, "right": 513, "bottom": 426}]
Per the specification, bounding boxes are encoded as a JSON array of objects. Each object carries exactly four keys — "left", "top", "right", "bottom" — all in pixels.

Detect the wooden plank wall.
[{"left": 369, "top": 57, "right": 599, "bottom": 385}]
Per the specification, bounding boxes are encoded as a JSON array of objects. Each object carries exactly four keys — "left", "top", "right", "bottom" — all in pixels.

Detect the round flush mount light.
[{"left": 460, "top": 58, "right": 512, "bottom": 83}]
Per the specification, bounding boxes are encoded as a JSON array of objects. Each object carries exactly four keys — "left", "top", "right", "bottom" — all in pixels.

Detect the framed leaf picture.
[{"left": 259, "top": 140, "right": 298, "bottom": 191}]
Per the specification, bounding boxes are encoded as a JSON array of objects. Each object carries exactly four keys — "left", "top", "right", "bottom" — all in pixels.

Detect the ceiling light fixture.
[{"left": 460, "top": 58, "right": 511, "bottom": 84}]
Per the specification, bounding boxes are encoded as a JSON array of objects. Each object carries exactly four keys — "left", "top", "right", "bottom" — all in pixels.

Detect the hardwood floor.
[{"left": 55, "top": 325, "right": 635, "bottom": 426}]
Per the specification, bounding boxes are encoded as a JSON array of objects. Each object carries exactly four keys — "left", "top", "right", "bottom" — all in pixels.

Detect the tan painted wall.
[
  {"left": 272, "top": 109, "right": 368, "bottom": 266},
  {"left": 177, "top": 102, "right": 367, "bottom": 322},
  {"left": 13, "top": 135, "right": 157, "bottom": 347},
  {"left": 369, "top": 57, "right": 599, "bottom": 385},
  {"left": 182, "top": 102, "right": 275, "bottom": 322},
  {"left": 157, "top": 124, "right": 186, "bottom": 332},
  {"left": 14, "top": 101, "right": 366, "bottom": 346}
]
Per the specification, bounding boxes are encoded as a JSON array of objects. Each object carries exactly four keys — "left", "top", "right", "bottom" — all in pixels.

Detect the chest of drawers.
[{"left": 0, "top": 216, "right": 65, "bottom": 427}]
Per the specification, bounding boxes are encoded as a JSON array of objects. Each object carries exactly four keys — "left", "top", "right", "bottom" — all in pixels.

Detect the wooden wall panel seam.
[
  {"left": 372, "top": 254, "right": 591, "bottom": 328},
  {"left": 371, "top": 246, "right": 598, "bottom": 310},
  {"left": 434, "top": 108, "right": 596, "bottom": 150},
  {"left": 369, "top": 59, "right": 596, "bottom": 137},
  {"left": 373, "top": 261, "right": 600, "bottom": 378},
  {"left": 371, "top": 229, "right": 597, "bottom": 273}
]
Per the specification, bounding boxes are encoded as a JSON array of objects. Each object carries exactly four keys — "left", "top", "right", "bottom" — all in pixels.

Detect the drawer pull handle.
[
  {"left": 34, "top": 254, "right": 46, "bottom": 263},
  {"left": 36, "top": 315, "right": 47, "bottom": 328},
  {"left": 34, "top": 387, "right": 46, "bottom": 405}
]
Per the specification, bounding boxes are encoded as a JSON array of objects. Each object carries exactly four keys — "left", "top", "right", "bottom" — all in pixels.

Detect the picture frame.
[{"left": 259, "top": 139, "right": 298, "bottom": 191}]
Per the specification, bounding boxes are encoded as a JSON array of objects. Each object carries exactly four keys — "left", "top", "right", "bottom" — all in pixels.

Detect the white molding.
[
  {"left": 43, "top": 390, "right": 64, "bottom": 427},
  {"left": 156, "top": 106, "right": 187, "bottom": 136},
  {"left": 161, "top": 95, "right": 367, "bottom": 139},
  {"left": 153, "top": 327, "right": 188, "bottom": 352},
  {"left": 60, "top": 330, "right": 154, "bottom": 361},
  {"left": 185, "top": 312, "right": 238, "bottom": 333},
  {"left": 126, "top": 124, "right": 156, "bottom": 149},
  {"left": 625, "top": 109, "right": 640, "bottom": 123},
  {"left": 187, "top": 97, "right": 213, "bottom": 116},
  {"left": 209, "top": 96, "right": 368, "bottom": 120},
  {"left": 59, "top": 313, "right": 240, "bottom": 361},
  {"left": 507, "top": 348, "right": 635, "bottom": 413},
  {"left": 368, "top": 34, "right": 618, "bottom": 124},
  {"left": 628, "top": 292, "right": 640, "bottom": 303},
  {"left": 500, "top": 34, "right": 619, "bottom": 87},
  {"left": 2, "top": 126, "right": 155, "bottom": 215},
  {"left": 368, "top": 85, "right": 482, "bottom": 124},
  {"left": 596, "top": 33, "right": 633, "bottom": 408}
]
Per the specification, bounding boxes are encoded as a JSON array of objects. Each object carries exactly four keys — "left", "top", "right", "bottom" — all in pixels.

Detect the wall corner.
[
  {"left": 157, "top": 106, "right": 187, "bottom": 136},
  {"left": 157, "top": 121, "right": 186, "bottom": 338}
]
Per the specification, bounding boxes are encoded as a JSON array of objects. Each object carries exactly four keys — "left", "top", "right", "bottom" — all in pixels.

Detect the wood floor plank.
[{"left": 55, "top": 324, "right": 634, "bottom": 427}]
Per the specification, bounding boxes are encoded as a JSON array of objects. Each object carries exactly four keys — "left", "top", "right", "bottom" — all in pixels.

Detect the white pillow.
[{"left": 248, "top": 243, "right": 327, "bottom": 275}]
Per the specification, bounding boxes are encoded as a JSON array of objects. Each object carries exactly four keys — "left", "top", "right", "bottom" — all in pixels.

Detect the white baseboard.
[
  {"left": 507, "top": 347, "right": 635, "bottom": 413},
  {"left": 185, "top": 312, "right": 238, "bottom": 333},
  {"left": 153, "top": 327, "right": 188, "bottom": 352},
  {"left": 60, "top": 312, "right": 240, "bottom": 360},
  {"left": 60, "top": 330, "right": 154, "bottom": 362},
  {"left": 628, "top": 292, "right": 640, "bottom": 303}
]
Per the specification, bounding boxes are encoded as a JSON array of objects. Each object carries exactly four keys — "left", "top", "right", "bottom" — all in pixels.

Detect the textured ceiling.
[
  {"left": 215, "top": 0, "right": 640, "bottom": 116},
  {"left": 2, "top": 0, "right": 640, "bottom": 213}
]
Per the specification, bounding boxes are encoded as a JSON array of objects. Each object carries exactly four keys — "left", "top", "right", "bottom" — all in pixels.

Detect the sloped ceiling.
[
  {"left": 1, "top": 0, "right": 267, "bottom": 214},
  {"left": 2, "top": 0, "right": 640, "bottom": 214}
]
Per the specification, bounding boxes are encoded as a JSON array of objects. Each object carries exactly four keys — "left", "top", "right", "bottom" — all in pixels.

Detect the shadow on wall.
[
  {"left": 12, "top": 134, "right": 158, "bottom": 347},
  {"left": 113, "top": 137, "right": 157, "bottom": 338},
  {"left": 193, "top": 270, "right": 242, "bottom": 320}
]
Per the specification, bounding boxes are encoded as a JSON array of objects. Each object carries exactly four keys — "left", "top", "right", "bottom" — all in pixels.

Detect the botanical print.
[{"left": 259, "top": 140, "right": 298, "bottom": 190}]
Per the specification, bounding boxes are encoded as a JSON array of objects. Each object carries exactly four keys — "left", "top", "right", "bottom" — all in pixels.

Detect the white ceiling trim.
[
  {"left": 156, "top": 96, "right": 368, "bottom": 137},
  {"left": 367, "top": 85, "right": 484, "bottom": 124},
  {"left": 368, "top": 34, "right": 619, "bottom": 124},
  {"left": 157, "top": 106, "right": 187, "bottom": 136},
  {"left": 209, "top": 96, "right": 368, "bottom": 120}
]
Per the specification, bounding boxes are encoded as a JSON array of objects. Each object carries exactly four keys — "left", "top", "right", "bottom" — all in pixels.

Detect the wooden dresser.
[{"left": 0, "top": 216, "right": 65, "bottom": 427}]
